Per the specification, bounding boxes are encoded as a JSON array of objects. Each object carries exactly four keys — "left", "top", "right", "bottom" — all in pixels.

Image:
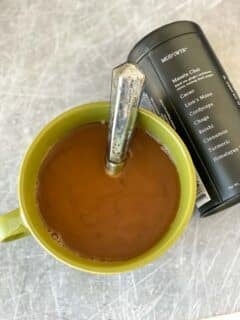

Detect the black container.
[{"left": 128, "top": 21, "right": 240, "bottom": 216}]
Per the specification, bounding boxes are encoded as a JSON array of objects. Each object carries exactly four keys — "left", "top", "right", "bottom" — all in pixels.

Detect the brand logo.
[{"left": 161, "top": 47, "right": 188, "bottom": 63}]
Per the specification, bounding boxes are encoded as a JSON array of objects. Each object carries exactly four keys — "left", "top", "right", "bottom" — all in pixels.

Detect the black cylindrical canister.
[{"left": 128, "top": 21, "right": 240, "bottom": 216}]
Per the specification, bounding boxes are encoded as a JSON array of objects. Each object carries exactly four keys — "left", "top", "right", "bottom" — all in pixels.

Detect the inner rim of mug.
[{"left": 18, "top": 101, "right": 196, "bottom": 273}]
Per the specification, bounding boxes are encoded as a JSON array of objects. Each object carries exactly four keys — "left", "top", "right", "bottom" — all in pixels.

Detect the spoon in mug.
[{"left": 105, "top": 63, "right": 145, "bottom": 176}]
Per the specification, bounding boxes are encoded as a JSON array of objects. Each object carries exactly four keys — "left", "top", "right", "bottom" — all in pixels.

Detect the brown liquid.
[{"left": 37, "top": 123, "right": 180, "bottom": 261}]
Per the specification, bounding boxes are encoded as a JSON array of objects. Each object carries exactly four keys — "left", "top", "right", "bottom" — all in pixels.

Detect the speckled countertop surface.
[{"left": 0, "top": 1, "right": 240, "bottom": 319}]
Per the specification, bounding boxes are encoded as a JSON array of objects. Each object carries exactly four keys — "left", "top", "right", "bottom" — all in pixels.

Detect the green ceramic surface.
[{"left": 0, "top": 101, "right": 196, "bottom": 273}]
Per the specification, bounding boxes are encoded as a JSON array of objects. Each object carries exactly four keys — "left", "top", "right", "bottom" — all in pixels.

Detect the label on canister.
[{"left": 148, "top": 96, "right": 210, "bottom": 208}]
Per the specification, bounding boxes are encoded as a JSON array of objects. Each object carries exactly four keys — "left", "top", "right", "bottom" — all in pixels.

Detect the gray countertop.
[{"left": 0, "top": 1, "right": 240, "bottom": 319}]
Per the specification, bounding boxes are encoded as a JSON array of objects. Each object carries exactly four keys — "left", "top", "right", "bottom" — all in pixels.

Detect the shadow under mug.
[{"left": 0, "top": 101, "right": 196, "bottom": 273}]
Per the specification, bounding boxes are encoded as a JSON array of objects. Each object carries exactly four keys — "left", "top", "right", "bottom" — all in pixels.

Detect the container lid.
[{"left": 128, "top": 21, "right": 202, "bottom": 63}]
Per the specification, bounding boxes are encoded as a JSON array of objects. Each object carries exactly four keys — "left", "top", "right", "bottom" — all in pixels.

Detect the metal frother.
[{"left": 105, "top": 63, "right": 145, "bottom": 176}]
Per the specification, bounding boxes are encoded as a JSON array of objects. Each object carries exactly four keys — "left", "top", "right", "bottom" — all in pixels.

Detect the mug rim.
[{"left": 18, "top": 101, "right": 196, "bottom": 273}]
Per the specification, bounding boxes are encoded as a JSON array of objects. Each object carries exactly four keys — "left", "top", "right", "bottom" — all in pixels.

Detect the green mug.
[{"left": 0, "top": 101, "right": 196, "bottom": 273}]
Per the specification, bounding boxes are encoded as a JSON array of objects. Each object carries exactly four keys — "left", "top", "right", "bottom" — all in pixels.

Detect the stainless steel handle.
[{"left": 105, "top": 63, "right": 145, "bottom": 176}]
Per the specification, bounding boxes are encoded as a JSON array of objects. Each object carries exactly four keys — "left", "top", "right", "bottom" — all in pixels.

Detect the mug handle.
[{"left": 0, "top": 208, "right": 30, "bottom": 242}]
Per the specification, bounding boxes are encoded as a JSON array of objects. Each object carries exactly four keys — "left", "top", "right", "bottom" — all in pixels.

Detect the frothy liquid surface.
[{"left": 37, "top": 123, "right": 180, "bottom": 261}]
